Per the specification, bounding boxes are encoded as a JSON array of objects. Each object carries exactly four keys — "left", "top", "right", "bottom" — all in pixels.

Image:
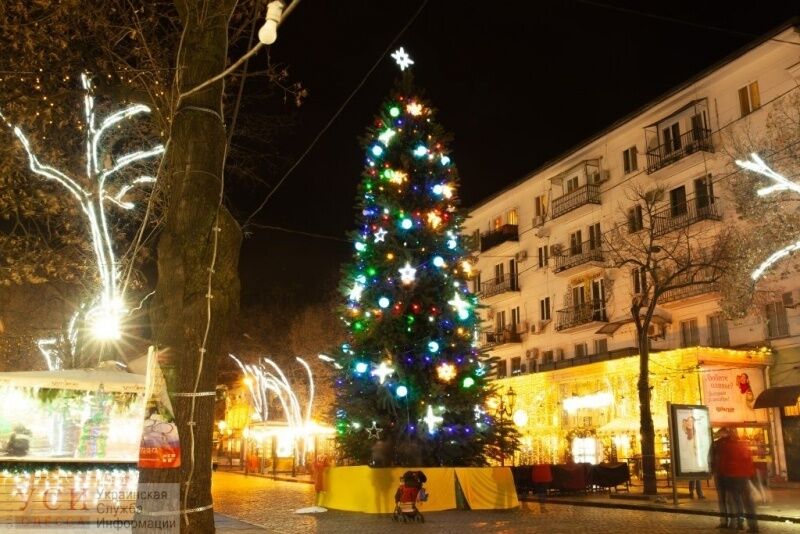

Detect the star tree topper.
[{"left": 391, "top": 47, "right": 414, "bottom": 71}]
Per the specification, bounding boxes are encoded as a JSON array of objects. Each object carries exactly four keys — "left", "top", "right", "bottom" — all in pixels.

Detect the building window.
[
  {"left": 588, "top": 222, "right": 601, "bottom": 250},
  {"left": 566, "top": 175, "right": 579, "bottom": 193},
  {"left": 738, "top": 81, "right": 761, "bottom": 117},
  {"left": 540, "top": 297, "right": 551, "bottom": 321},
  {"left": 534, "top": 194, "right": 547, "bottom": 220},
  {"left": 669, "top": 185, "right": 687, "bottom": 217},
  {"left": 511, "top": 306, "right": 521, "bottom": 330},
  {"left": 493, "top": 216, "right": 503, "bottom": 230},
  {"left": 708, "top": 314, "right": 730, "bottom": 347},
  {"left": 594, "top": 338, "right": 608, "bottom": 355},
  {"left": 623, "top": 146, "right": 638, "bottom": 174},
  {"left": 496, "top": 359, "right": 508, "bottom": 378},
  {"left": 680, "top": 318, "right": 700, "bottom": 347},
  {"left": 765, "top": 300, "right": 789, "bottom": 338},
  {"left": 569, "top": 230, "right": 583, "bottom": 255},
  {"left": 538, "top": 245, "right": 549, "bottom": 268},
  {"left": 507, "top": 208, "right": 518, "bottom": 226},
  {"left": 472, "top": 272, "right": 481, "bottom": 294},
  {"left": 511, "top": 357, "right": 522, "bottom": 375},
  {"left": 494, "top": 263, "right": 505, "bottom": 283},
  {"left": 471, "top": 229, "right": 481, "bottom": 251},
  {"left": 574, "top": 342, "right": 587, "bottom": 358},
  {"left": 627, "top": 205, "right": 643, "bottom": 232},
  {"left": 496, "top": 310, "right": 507, "bottom": 333},
  {"left": 631, "top": 267, "right": 647, "bottom": 295}
]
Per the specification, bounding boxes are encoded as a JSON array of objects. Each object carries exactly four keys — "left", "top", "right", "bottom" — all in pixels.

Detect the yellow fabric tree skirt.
[{"left": 315, "top": 466, "right": 519, "bottom": 513}]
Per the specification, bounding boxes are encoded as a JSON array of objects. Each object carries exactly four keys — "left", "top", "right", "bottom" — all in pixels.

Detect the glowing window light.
[
  {"left": 2, "top": 73, "right": 163, "bottom": 352},
  {"left": 562, "top": 392, "right": 613, "bottom": 413}
]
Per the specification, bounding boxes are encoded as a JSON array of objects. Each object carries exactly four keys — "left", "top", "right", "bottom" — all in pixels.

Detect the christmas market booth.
[
  {"left": 0, "top": 369, "right": 146, "bottom": 524},
  {"left": 498, "top": 347, "right": 777, "bottom": 485},
  {"left": 241, "top": 420, "right": 336, "bottom": 476}
]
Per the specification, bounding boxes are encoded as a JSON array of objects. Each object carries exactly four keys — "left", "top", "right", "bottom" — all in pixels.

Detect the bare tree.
[{"left": 603, "top": 184, "right": 733, "bottom": 495}]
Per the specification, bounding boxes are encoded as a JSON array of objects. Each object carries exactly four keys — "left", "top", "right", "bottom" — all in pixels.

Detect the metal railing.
[
  {"left": 660, "top": 281, "right": 719, "bottom": 303},
  {"left": 555, "top": 299, "right": 608, "bottom": 331},
  {"left": 551, "top": 183, "right": 601, "bottom": 219},
  {"left": 480, "top": 275, "right": 520, "bottom": 298},
  {"left": 554, "top": 240, "right": 603, "bottom": 273},
  {"left": 646, "top": 128, "right": 713, "bottom": 174},
  {"left": 483, "top": 328, "right": 523, "bottom": 347},
  {"left": 651, "top": 198, "right": 720, "bottom": 237},
  {"left": 479, "top": 224, "right": 519, "bottom": 252}
]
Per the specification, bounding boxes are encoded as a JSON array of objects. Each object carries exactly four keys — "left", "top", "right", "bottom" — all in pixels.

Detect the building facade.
[{"left": 465, "top": 23, "right": 800, "bottom": 481}]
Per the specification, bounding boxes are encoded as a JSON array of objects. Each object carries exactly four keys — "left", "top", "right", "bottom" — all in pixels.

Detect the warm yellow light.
[
  {"left": 387, "top": 252, "right": 395, "bottom": 260},
  {"left": 486, "top": 397, "right": 500, "bottom": 410},
  {"left": 436, "top": 362, "right": 457, "bottom": 383},
  {"left": 427, "top": 211, "right": 442, "bottom": 228},
  {"left": 513, "top": 409, "right": 529, "bottom": 427},
  {"left": 243, "top": 376, "right": 253, "bottom": 387},
  {"left": 217, "top": 420, "right": 227, "bottom": 431},
  {"left": 407, "top": 102, "right": 423, "bottom": 116}
]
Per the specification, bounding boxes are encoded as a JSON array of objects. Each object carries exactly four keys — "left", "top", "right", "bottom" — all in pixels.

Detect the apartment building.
[{"left": 465, "top": 22, "right": 800, "bottom": 480}]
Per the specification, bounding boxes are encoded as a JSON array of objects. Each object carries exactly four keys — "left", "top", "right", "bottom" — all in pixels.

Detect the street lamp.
[{"left": 493, "top": 387, "right": 517, "bottom": 466}]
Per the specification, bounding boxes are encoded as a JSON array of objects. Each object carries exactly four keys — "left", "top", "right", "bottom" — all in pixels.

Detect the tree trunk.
[
  {"left": 135, "top": 1, "right": 239, "bottom": 533},
  {"left": 637, "top": 327, "right": 658, "bottom": 495}
]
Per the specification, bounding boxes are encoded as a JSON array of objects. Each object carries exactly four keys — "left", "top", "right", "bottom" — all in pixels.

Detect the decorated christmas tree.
[{"left": 333, "top": 49, "right": 512, "bottom": 467}]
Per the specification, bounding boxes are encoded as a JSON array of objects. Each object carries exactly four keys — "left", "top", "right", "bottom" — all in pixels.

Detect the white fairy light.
[
  {"left": 229, "top": 354, "right": 317, "bottom": 466},
  {"left": 370, "top": 361, "right": 395, "bottom": 384},
  {"left": 423, "top": 405, "right": 443, "bottom": 435},
  {"left": 398, "top": 262, "right": 417, "bottom": 284},
  {"left": 373, "top": 228, "right": 388, "bottom": 242},
  {"left": 2, "top": 73, "right": 163, "bottom": 353},
  {"left": 736, "top": 154, "right": 800, "bottom": 280},
  {"left": 348, "top": 282, "right": 365, "bottom": 302},
  {"left": 448, "top": 292, "right": 470, "bottom": 320},
  {"left": 391, "top": 47, "right": 414, "bottom": 71}
]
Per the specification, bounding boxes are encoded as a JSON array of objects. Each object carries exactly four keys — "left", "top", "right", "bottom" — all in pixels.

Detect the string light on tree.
[
  {"left": 423, "top": 405, "right": 443, "bottom": 435},
  {"left": 736, "top": 153, "right": 800, "bottom": 280},
  {"left": 374, "top": 228, "right": 388, "bottom": 242},
  {"left": 370, "top": 361, "right": 395, "bottom": 384},
  {"left": 436, "top": 362, "right": 457, "bottom": 383},
  {"left": 398, "top": 263, "right": 417, "bottom": 284},
  {"left": 366, "top": 421, "right": 383, "bottom": 440},
  {"left": 0, "top": 73, "right": 163, "bottom": 362},
  {"left": 448, "top": 292, "right": 471, "bottom": 320}
]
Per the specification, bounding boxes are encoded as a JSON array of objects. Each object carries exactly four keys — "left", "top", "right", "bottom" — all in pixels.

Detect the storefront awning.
[{"left": 753, "top": 385, "right": 800, "bottom": 409}]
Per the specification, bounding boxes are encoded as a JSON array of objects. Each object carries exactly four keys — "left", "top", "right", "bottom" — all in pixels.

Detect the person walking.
[
  {"left": 712, "top": 427, "right": 732, "bottom": 528},
  {"left": 717, "top": 428, "right": 759, "bottom": 533}
]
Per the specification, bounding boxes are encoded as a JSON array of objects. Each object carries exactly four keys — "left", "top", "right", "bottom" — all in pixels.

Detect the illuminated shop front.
[
  {"left": 498, "top": 347, "right": 776, "bottom": 477},
  {"left": 0, "top": 370, "right": 145, "bottom": 522},
  {"left": 243, "top": 421, "right": 335, "bottom": 475}
]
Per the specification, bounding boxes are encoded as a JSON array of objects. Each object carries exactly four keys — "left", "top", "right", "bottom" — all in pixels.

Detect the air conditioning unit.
[
  {"left": 526, "top": 348, "right": 540, "bottom": 360},
  {"left": 590, "top": 170, "right": 610, "bottom": 184},
  {"left": 554, "top": 348, "right": 564, "bottom": 361},
  {"left": 647, "top": 323, "right": 666, "bottom": 340},
  {"left": 535, "top": 226, "right": 550, "bottom": 238},
  {"left": 515, "top": 250, "right": 528, "bottom": 262},
  {"left": 531, "top": 320, "right": 550, "bottom": 335},
  {"left": 516, "top": 321, "right": 529, "bottom": 334},
  {"left": 533, "top": 215, "right": 546, "bottom": 227}
]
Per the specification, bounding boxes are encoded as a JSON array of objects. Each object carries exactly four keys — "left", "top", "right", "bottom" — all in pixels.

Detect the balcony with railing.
[
  {"left": 482, "top": 327, "right": 524, "bottom": 348},
  {"left": 660, "top": 280, "right": 719, "bottom": 304},
  {"left": 555, "top": 299, "right": 608, "bottom": 332},
  {"left": 554, "top": 240, "right": 604, "bottom": 274},
  {"left": 551, "top": 183, "right": 601, "bottom": 219},
  {"left": 479, "top": 224, "right": 518, "bottom": 252},
  {"left": 479, "top": 275, "right": 520, "bottom": 299},
  {"left": 646, "top": 127, "right": 713, "bottom": 174},
  {"left": 651, "top": 198, "right": 720, "bottom": 237}
]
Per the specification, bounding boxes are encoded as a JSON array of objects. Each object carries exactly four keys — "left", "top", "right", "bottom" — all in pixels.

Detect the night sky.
[{"left": 236, "top": 1, "right": 799, "bottom": 306}]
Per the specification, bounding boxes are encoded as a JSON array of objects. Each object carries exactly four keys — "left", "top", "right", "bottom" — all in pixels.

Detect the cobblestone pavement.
[{"left": 211, "top": 472, "right": 800, "bottom": 534}]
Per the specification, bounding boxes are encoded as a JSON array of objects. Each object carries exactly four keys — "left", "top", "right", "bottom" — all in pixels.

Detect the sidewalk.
[
  {"left": 523, "top": 483, "right": 800, "bottom": 524},
  {"left": 216, "top": 466, "right": 313, "bottom": 485},
  {"left": 4, "top": 514, "right": 267, "bottom": 533}
]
